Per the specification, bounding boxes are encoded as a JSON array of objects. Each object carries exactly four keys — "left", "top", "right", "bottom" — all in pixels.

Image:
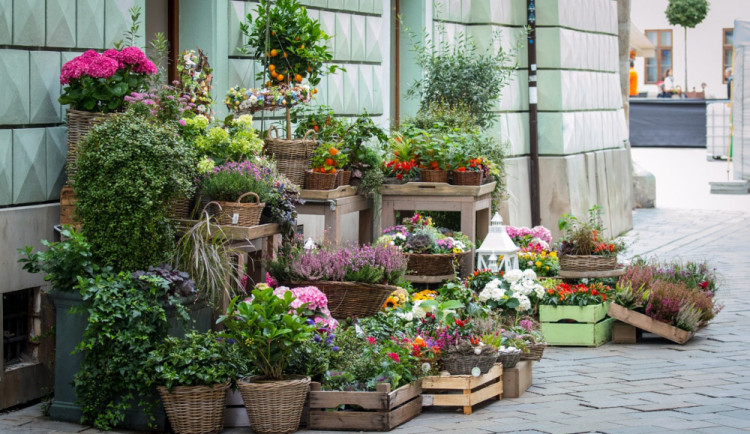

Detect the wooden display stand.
[
  {"left": 502, "top": 361, "right": 533, "bottom": 398},
  {"left": 611, "top": 320, "right": 640, "bottom": 344},
  {"left": 379, "top": 182, "right": 495, "bottom": 272},
  {"left": 421, "top": 364, "right": 503, "bottom": 415},
  {"left": 296, "top": 186, "right": 373, "bottom": 246},
  {"left": 307, "top": 381, "right": 422, "bottom": 431},
  {"left": 608, "top": 303, "right": 695, "bottom": 345}
]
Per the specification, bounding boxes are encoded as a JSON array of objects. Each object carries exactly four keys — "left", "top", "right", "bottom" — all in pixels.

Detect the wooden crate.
[
  {"left": 60, "top": 185, "right": 79, "bottom": 227},
  {"left": 539, "top": 303, "right": 610, "bottom": 323},
  {"left": 307, "top": 381, "right": 422, "bottom": 431},
  {"left": 379, "top": 181, "right": 496, "bottom": 197},
  {"left": 611, "top": 320, "right": 639, "bottom": 344},
  {"left": 422, "top": 364, "right": 503, "bottom": 415},
  {"left": 608, "top": 303, "right": 695, "bottom": 345},
  {"left": 502, "top": 360, "right": 532, "bottom": 398},
  {"left": 539, "top": 302, "right": 613, "bottom": 347}
]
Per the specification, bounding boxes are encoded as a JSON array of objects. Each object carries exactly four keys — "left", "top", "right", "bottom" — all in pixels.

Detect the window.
[
  {"left": 3, "top": 289, "right": 31, "bottom": 366},
  {"left": 644, "top": 29, "right": 673, "bottom": 84},
  {"left": 723, "top": 28, "right": 733, "bottom": 83}
]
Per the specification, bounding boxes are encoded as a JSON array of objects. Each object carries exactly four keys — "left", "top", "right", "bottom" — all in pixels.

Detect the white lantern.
[{"left": 476, "top": 213, "right": 519, "bottom": 273}]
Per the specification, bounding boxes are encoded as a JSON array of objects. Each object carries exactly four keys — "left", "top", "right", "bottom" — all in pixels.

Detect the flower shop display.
[
  {"left": 539, "top": 280, "right": 615, "bottom": 347},
  {"left": 305, "top": 143, "right": 348, "bottom": 190},
  {"left": 378, "top": 213, "right": 473, "bottom": 277},
  {"left": 268, "top": 242, "right": 407, "bottom": 319},
  {"left": 607, "top": 259, "right": 721, "bottom": 344},
  {"left": 218, "top": 288, "right": 317, "bottom": 434},
  {"left": 473, "top": 269, "right": 545, "bottom": 315},
  {"left": 142, "top": 331, "right": 248, "bottom": 434},
  {"left": 557, "top": 206, "right": 626, "bottom": 272}
]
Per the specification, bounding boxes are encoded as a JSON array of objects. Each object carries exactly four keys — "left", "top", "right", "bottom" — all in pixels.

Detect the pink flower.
[
  {"left": 85, "top": 55, "right": 118, "bottom": 78},
  {"left": 367, "top": 337, "right": 377, "bottom": 345},
  {"left": 386, "top": 352, "right": 400, "bottom": 363},
  {"left": 266, "top": 272, "right": 278, "bottom": 288},
  {"left": 178, "top": 119, "right": 187, "bottom": 126}
]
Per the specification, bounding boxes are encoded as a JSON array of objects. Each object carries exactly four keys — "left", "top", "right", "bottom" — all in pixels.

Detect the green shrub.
[{"left": 73, "top": 111, "right": 196, "bottom": 271}]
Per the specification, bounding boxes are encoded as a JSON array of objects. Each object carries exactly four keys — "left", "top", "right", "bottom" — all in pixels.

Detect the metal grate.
[{"left": 3, "top": 289, "right": 32, "bottom": 365}]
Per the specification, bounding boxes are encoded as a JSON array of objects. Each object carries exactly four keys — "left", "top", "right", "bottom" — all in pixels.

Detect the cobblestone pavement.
[{"left": 2, "top": 207, "right": 748, "bottom": 433}]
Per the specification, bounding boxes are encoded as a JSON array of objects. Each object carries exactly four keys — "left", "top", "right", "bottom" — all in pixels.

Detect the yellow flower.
[
  {"left": 541, "top": 251, "right": 547, "bottom": 257},
  {"left": 535, "top": 261, "right": 542, "bottom": 267},
  {"left": 550, "top": 251, "right": 558, "bottom": 258}
]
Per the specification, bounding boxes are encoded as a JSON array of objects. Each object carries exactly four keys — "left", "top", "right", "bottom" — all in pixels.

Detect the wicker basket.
[
  {"left": 452, "top": 170, "right": 482, "bottom": 186},
  {"left": 440, "top": 351, "right": 498, "bottom": 375},
  {"left": 405, "top": 252, "right": 469, "bottom": 276},
  {"left": 215, "top": 192, "right": 265, "bottom": 226},
  {"left": 237, "top": 375, "right": 310, "bottom": 434},
  {"left": 168, "top": 197, "right": 192, "bottom": 220},
  {"left": 291, "top": 281, "right": 395, "bottom": 319},
  {"left": 420, "top": 169, "right": 449, "bottom": 183},
  {"left": 335, "top": 170, "right": 352, "bottom": 187},
  {"left": 157, "top": 380, "right": 230, "bottom": 434},
  {"left": 264, "top": 126, "right": 317, "bottom": 187},
  {"left": 66, "top": 109, "right": 116, "bottom": 177},
  {"left": 497, "top": 351, "right": 521, "bottom": 369},
  {"left": 559, "top": 254, "right": 617, "bottom": 271},
  {"left": 305, "top": 170, "right": 337, "bottom": 190},
  {"left": 519, "top": 334, "right": 546, "bottom": 361}
]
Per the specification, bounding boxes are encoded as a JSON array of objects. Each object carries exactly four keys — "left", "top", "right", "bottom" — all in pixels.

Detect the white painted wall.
[{"left": 631, "top": 0, "right": 750, "bottom": 99}]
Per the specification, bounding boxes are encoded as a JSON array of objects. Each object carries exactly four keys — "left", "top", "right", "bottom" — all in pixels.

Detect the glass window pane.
[
  {"left": 646, "top": 31, "right": 657, "bottom": 45},
  {"left": 725, "top": 49, "right": 733, "bottom": 66},
  {"left": 647, "top": 66, "right": 657, "bottom": 83},
  {"left": 661, "top": 31, "right": 672, "bottom": 46},
  {"left": 662, "top": 49, "right": 672, "bottom": 68},
  {"left": 725, "top": 30, "right": 733, "bottom": 45}
]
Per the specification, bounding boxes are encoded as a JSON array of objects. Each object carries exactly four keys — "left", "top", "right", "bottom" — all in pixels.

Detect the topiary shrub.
[{"left": 73, "top": 111, "right": 196, "bottom": 271}]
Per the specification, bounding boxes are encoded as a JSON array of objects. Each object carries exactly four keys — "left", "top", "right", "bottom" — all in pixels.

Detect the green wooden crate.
[
  {"left": 541, "top": 318, "right": 614, "bottom": 347},
  {"left": 538, "top": 302, "right": 611, "bottom": 323}
]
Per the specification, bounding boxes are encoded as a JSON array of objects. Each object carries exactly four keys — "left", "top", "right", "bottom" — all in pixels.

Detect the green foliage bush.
[{"left": 73, "top": 111, "right": 196, "bottom": 271}]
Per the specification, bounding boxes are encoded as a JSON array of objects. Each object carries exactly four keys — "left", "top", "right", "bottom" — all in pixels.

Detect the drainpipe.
[{"left": 527, "top": 0, "right": 541, "bottom": 226}]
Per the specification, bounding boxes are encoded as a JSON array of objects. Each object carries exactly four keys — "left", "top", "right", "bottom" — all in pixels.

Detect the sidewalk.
[{"left": 2, "top": 148, "right": 749, "bottom": 433}]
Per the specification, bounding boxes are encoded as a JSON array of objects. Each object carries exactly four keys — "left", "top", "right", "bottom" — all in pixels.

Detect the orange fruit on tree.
[
  {"left": 330, "top": 167, "right": 337, "bottom": 173},
  {"left": 277, "top": 74, "right": 285, "bottom": 81},
  {"left": 266, "top": 81, "right": 272, "bottom": 87},
  {"left": 300, "top": 44, "right": 305, "bottom": 50},
  {"left": 295, "top": 74, "right": 303, "bottom": 83},
  {"left": 307, "top": 66, "right": 312, "bottom": 72},
  {"left": 328, "top": 147, "right": 338, "bottom": 156},
  {"left": 283, "top": 52, "right": 288, "bottom": 58},
  {"left": 269, "top": 64, "right": 276, "bottom": 71},
  {"left": 325, "top": 158, "right": 335, "bottom": 166},
  {"left": 270, "top": 49, "right": 278, "bottom": 57}
]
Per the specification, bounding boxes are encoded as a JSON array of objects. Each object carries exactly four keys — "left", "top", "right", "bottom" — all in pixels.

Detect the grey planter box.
[{"left": 48, "top": 290, "right": 213, "bottom": 430}]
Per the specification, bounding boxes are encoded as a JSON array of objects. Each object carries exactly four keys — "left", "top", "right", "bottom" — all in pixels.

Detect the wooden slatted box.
[{"left": 421, "top": 364, "right": 503, "bottom": 415}]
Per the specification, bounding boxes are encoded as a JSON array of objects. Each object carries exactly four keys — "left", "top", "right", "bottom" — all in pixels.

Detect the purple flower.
[{"left": 332, "top": 346, "right": 340, "bottom": 352}]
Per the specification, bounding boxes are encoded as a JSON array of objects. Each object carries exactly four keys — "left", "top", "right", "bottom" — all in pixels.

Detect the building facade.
[
  {"left": 0, "top": 0, "right": 631, "bottom": 409},
  {"left": 631, "top": 0, "right": 750, "bottom": 99}
]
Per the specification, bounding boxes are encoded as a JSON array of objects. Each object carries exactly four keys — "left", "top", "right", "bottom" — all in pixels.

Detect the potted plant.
[
  {"left": 200, "top": 161, "right": 270, "bottom": 226},
  {"left": 218, "top": 288, "right": 316, "bottom": 434},
  {"left": 268, "top": 242, "right": 408, "bottom": 319},
  {"left": 506, "top": 224, "right": 559, "bottom": 277},
  {"left": 538, "top": 279, "right": 615, "bottom": 346},
  {"left": 142, "top": 331, "right": 248, "bottom": 434},
  {"left": 378, "top": 213, "right": 473, "bottom": 276},
  {"left": 383, "top": 133, "right": 420, "bottom": 183},
  {"left": 557, "top": 206, "right": 626, "bottom": 271},
  {"left": 305, "top": 143, "right": 347, "bottom": 190}
]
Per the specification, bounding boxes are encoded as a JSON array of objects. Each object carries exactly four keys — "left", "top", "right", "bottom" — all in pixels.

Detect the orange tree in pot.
[{"left": 306, "top": 143, "right": 347, "bottom": 190}]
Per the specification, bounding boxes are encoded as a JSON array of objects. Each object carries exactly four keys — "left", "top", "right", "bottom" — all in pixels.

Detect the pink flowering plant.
[
  {"left": 59, "top": 47, "right": 157, "bottom": 113},
  {"left": 271, "top": 285, "right": 338, "bottom": 330}
]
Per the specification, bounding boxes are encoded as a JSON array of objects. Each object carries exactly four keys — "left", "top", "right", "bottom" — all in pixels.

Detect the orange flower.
[{"left": 329, "top": 147, "right": 338, "bottom": 156}]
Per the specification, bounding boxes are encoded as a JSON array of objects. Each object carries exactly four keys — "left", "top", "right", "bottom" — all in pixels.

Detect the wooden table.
[
  {"left": 296, "top": 186, "right": 373, "bottom": 246},
  {"left": 379, "top": 182, "right": 495, "bottom": 271}
]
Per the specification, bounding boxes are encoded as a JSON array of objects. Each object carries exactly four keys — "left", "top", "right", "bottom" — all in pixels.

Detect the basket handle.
[
  {"left": 266, "top": 124, "right": 280, "bottom": 139},
  {"left": 302, "top": 129, "right": 317, "bottom": 141},
  {"left": 236, "top": 192, "right": 260, "bottom": 204},
  {"left": 519, "top": 333, "right": 537, "bottom": 345}
]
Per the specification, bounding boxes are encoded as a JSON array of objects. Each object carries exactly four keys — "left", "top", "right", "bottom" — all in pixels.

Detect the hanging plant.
[{"left": 239, "top": 0, "right": 342, "bottom": 87}]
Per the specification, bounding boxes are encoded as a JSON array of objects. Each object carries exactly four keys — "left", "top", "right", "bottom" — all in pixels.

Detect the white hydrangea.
[
  {"left": 504, "top": 269, "right": 524, "bottom": 283},
  {"left": 516, "top": 294, "right": 532, "bottom": 312},
  {"left": 478, "top": 279, "right": 504, "bottom": 302},
  {"left": 533, "top": 284, "right": 545, "bottom": 298},
  {"left": 523, "top": 269, "right": 537, "bottom": 280}
]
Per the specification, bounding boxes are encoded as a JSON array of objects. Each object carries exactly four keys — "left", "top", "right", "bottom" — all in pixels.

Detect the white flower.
[
  {"left": 523, "top": 269, "right": 537, "bottom": 280},
  {"left": 534, "top": 284, "right": 545, "bottom": 298},
  {"left": 474, "top": 347, "right": 482, "bottom": 355},
  {"left": 522, "top": 278, "right": 537, "bottom": 290},
  {"left": 395, "top": 233, "right": 406, "bottom": 241},
  {"left": 453, "top": 240, "right": 466, "bottom": 251},
  {"left": 478, "top": 279, "right": 504, "bottom": 302},
  {"left": 412, "top": 300, "right": 427, "bottom": 319},
  {"left": 396, "top": 311, "right": 414, "bottom": 321},
  {"left": 516, "top": 294, "right": 531, "bottom": 312},
  {"left": 504, "top": 269, "right": 524, "bottom": 283}
]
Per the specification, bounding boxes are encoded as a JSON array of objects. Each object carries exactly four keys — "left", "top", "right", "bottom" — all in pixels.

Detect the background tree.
[{"left": 665, "top": 0, "right": 709, "bottom": 91}]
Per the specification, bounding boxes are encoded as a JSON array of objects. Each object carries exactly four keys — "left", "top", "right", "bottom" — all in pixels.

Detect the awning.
[{"left": 630, "top": 22, "right": 655, "bottom": 58}]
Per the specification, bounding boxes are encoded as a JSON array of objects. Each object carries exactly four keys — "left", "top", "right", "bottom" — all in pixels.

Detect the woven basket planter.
[
  {"left": 440, "top": 351, "right": 498, "bottom": 375},
  {"left": 405, "top": 252, "right": 469, "bottom": 276},
  {"left": 305, "top": 170, "right": 337, "bottom": 190},
  {"left": 497, "top": 351, "right": 521, "bottom": 369},
  {"left": 157, "top": 381, "right": 230, "bottom": 434},
  {"left": 519, "top": 334, "right": 546, "bottom": 361},
  {"left": 66, "top": 109, "right": 117, "bottom": 177},
  {"left": 168, "top": 197, "right": 192, "bottom": 220},
  {"left": 335, "top": 170, "right": 352, "bottom": 187},
  {"left": 291, "top": 281, "right": 395, "bottom": 319},
  {"left": 264, "top": 126, "right": 317, "bottom": 187},
  {"left": 559, "top": 254, "right": 617, "bottom": 271},
  {"left": 452, "top": 170, "right": 482, "bottom": 186},
  {"left": 237, "top": 375, "right": 310, "bottom": 434},
  {"left": 212, "top": 193, "right": 264, "bottom": 226},
  {"left": 420, "top": 169, "right": 449, "bottom": 183}
]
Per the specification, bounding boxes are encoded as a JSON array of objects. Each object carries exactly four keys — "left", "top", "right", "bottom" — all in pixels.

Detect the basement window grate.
[{"left": 3, "top": 289, "right": 32, "bottom": 366}]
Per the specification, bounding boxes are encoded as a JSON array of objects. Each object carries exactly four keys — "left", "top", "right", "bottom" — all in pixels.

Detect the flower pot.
[
  {"left": 290, "top": 281, "right": 396, "bottom": 319},
  {"left": 66, "top": 109, "right": 118, "bottom": 178},
  {"left": 215, "top": 192, "right": 265, "bottom": 226},
  {"left": 405, "top": 252, "right": 469, "bottom": 276},
  {"left": 263, "top": 126, "right": 317, "bottom": 187},
  {"left": 158, "top": 381, "right": 230, "bottom": 434},
  {"left": 420, "top": 169, "right": 449, "bottom": 183},
  {"left": 440, "top": 351, "right": 498, "bottom": 375},
  {"left": 304, "top": 170, "right": 337, "bottom": 190},
  {"left": 335, "top": 170, "right": 352, "bottom": 187},
  {"left": 237, "top": 375, "right": 310, "bottom": 434},
  {"left": 559, "top": 254, "right": 617, "bottom": 271},
  {"left": 452, "top": 170, "right": 482, "bottom": 186}
]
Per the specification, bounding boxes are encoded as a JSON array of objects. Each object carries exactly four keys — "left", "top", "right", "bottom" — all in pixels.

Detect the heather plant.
[
  {"left": 653, "top": 260, "right": 718, "bottom": 293},
  {"left": 618, "top": 260, "right": 656, "bottom": 294},
  {"left": 645, "top": 280, "right": 719, "bottom": 329},
  {"left": 675, "top": 300, "right": 703, "bottom": 332}
]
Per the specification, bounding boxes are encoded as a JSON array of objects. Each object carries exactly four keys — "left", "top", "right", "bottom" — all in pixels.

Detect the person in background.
[
  {"left": 629, "top": 60, "right": 638, "bottom": 97},
  {"left": 663, "top": 68, "right": 676, "bottom": 94},
  {"left": 725, "top": 67, "right": 733, "bottom": 100}
]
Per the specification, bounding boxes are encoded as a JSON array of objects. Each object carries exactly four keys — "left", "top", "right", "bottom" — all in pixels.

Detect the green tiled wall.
[{"left": 1, "top": 0, "right": 144, "bottom": 207}]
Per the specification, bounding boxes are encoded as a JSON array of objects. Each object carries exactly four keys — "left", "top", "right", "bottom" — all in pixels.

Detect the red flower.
[
  {"left": 699, "top": 281, "right": 709, "bottom": 290},
  {"left": 396, "top": 173, "right": 403, "bottom": 180},
  {"left": 387, "top": 352, "right": 400, "bottom": 363},
  {"left": 366, "top": 337, "right": 377, "bottom": 345}
]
